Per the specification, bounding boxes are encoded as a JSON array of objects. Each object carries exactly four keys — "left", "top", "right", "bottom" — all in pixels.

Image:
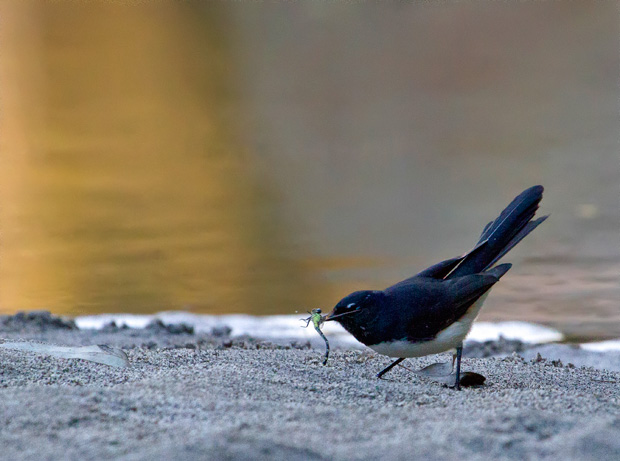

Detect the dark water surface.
[{"left": 0, "top": 2, "right": 618, "bottom": 340}]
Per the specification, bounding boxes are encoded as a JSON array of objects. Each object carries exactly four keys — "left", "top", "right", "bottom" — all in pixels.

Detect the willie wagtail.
[{"left": 325, "top": 185, "right": 548, "bottom": 389}]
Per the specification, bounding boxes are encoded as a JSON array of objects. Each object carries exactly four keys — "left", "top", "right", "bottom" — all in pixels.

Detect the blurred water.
[{"left": 0, "top": 2, "right": 618, "bottom": 340}]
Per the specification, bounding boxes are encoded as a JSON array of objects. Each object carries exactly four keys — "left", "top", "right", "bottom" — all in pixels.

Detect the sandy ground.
[{"left": 1, "top": 314, "right": 619, "bottom": 460}]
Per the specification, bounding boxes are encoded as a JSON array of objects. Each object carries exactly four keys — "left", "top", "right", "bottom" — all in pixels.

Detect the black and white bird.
[{"left": 325, "top": 185, "right": 547, "bottom": 389}]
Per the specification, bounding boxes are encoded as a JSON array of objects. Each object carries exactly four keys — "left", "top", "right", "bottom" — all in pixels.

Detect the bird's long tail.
[{"left": 447, "top": 185, "right": 548, "bottom": 278}]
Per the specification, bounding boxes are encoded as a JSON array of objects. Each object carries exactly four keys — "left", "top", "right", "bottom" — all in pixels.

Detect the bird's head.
[{"left": 325, "top": 290, "right": 377, "bottom": 324}]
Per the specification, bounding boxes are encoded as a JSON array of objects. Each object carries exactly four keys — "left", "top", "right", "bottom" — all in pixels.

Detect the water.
[{"left": 0, "top": 2, "right": 618, "bottom": 341}]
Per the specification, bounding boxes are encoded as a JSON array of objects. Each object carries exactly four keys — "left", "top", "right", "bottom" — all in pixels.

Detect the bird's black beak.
[{"left": 323, "top": 310, "right": 336, "bottom": 321}]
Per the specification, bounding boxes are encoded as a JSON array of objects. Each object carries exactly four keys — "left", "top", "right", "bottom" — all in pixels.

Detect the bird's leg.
[
  {"left": 377, "top": 357, "right": 405, "bottom": 379},
  {"left": 454, "top": 344, "right": 463, "bottom": 390}
]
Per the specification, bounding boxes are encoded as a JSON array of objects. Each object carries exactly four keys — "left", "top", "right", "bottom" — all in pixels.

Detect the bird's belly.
[
  {"left": 368, "top": 292, "right": 489, "bottom": 358},
  {"left": 369, "top": 328, "right": 464, "bottom": 358}
]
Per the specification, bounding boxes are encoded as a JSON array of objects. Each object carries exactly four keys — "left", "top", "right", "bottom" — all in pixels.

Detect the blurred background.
[{"left": 0, "top": 1, "right": 618, "bottom": 340}]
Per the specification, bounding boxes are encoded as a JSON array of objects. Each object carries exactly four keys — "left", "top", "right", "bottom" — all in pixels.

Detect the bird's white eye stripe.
[{"left": 347, "top": 303, "right": 356, "bottom": 308}]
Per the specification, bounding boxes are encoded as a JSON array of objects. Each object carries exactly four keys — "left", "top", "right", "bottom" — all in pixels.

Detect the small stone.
[
  {"left": 145, "top": 319, "right": 194, "bottom": 335},
  {"left": 211, "top": 325, "right": 232, "bottom": 337},
  {"left": 0, "top": 311, "right": 77, "bottom": 332}
]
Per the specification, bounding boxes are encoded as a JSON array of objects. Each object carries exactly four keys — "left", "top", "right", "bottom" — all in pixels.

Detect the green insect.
[{"left": 301, "top": 308, "right": 330, "bottom": 365}]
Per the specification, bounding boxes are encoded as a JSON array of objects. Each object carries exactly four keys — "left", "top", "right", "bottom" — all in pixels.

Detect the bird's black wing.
[{"left": 376, "top": 264, "right": 511, "bottom": 343}]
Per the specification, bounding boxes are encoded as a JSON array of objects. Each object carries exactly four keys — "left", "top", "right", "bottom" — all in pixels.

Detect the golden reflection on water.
[
  {"left": 0, "top": 2, "right": 325, "bottom": 315},
  {"left": 0, "top": 2, "right": 618, "bottom": 339}
]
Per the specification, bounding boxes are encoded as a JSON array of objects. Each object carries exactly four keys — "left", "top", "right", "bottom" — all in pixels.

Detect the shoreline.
[{"left": 1, "top": 312, "right": 619, "bottom": 460}]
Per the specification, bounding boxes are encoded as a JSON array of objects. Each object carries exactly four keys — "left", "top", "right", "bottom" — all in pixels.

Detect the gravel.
[{"left": 1, "top": 313, "right": 619, "bottom": 460}]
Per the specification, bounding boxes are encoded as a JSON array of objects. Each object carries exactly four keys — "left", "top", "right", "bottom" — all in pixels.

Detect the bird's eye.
[{"left": 347, "top": 303, "right": 356, "bottom": 308}]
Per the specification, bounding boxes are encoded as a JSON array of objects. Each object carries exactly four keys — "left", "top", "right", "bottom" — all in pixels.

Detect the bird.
[{"left": 324, "top": 185, "right": 548, "bottom": 389}]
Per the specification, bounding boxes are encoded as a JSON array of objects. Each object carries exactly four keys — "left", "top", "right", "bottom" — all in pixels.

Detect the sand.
[{"left": 1, "top": 313, "right": 619, "bottom": 460}]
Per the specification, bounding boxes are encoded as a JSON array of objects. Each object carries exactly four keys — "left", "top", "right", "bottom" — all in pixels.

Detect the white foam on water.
[
  {"left": 580, "top": 340, "right": 620, "bottom": 352},
  {"left": 467, "top": 321, "right": 564, "bottom": 343},
  {"left": 76, "top": 313, "right": 154, "bottom": 330},
  {"left": 76, "top": 312, "right": 361, "bottom": 345},
  {"left": 75, "top": 312, "right": 566, "bottom": 345}
]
